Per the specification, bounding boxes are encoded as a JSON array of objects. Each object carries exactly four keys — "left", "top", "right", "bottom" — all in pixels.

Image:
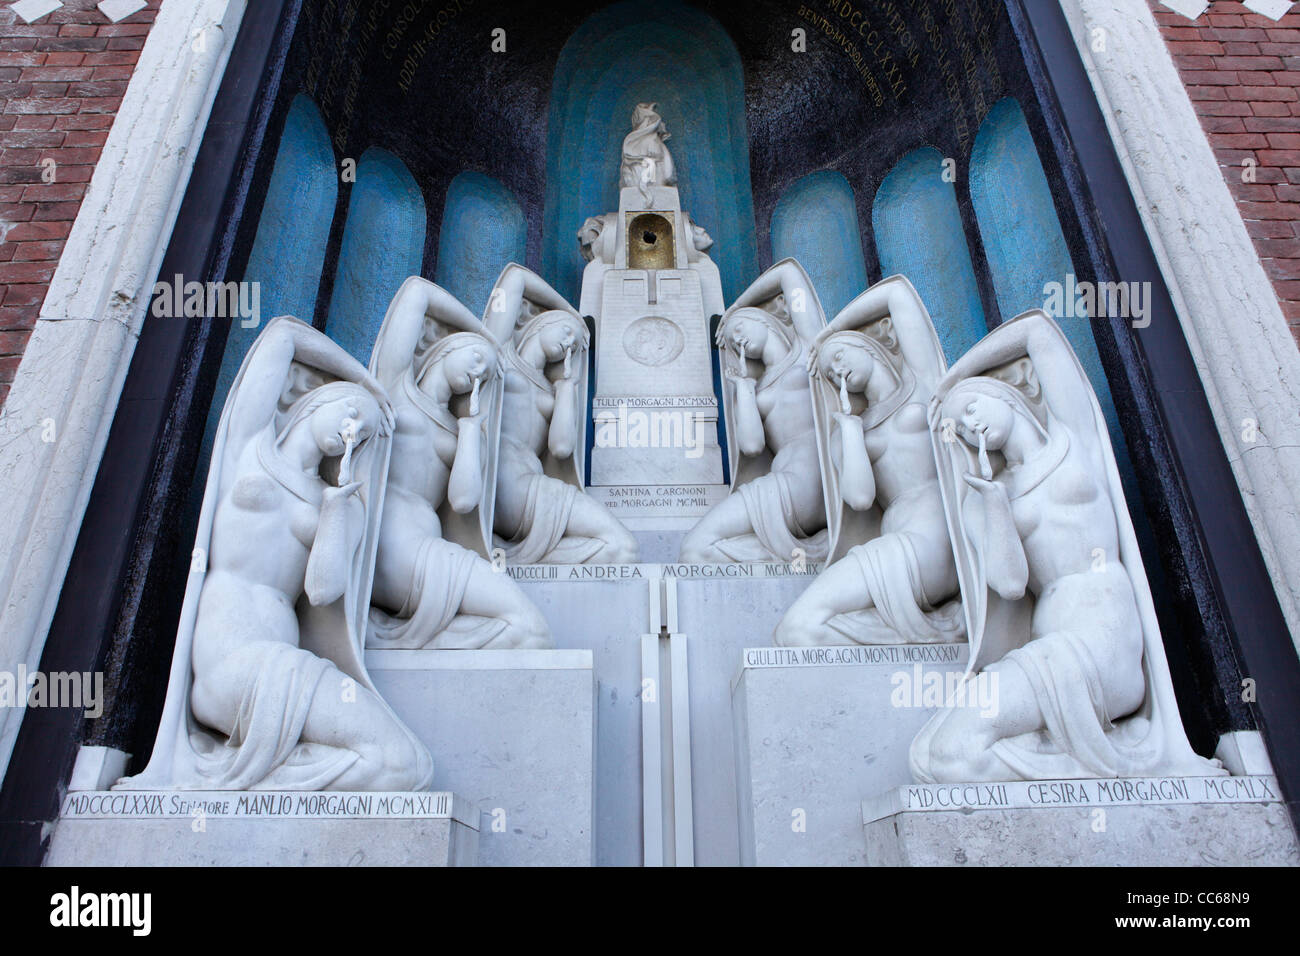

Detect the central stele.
[{"left": 580, "top": 103, "right": 729, "bottom": 534}]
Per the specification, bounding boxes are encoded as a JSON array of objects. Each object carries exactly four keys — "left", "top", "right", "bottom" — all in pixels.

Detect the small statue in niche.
[
  {"left": 774, "top": 276, "right": 963, "bottom": 646},
  {"left": 620, "top": 102, "right": 676, "bottom": 205},
  {"left": 910, "top": 311, "right": 1222, "bottom": 782},
  {"left": 680, "top": 259, "right": 828, "bottom": 563},
  {"left": 484, "top": 263, "right": 639, "bottom": 563},
  {"left": 367, "top": 277, "right": 552, "bottom": 649},
  {"left": 120, "top": 317, "right": 432, "bottom": 791}
]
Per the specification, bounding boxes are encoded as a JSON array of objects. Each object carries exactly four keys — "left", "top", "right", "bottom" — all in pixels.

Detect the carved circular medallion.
[{"left": 623, "top": 316, "right": 684, "bottom": 367}]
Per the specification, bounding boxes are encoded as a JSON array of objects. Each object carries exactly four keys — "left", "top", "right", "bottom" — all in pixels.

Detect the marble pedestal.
[
  {"left": 511, "top": 562, "right": 822, "bottom": 865},
  {"left": 46, "top": 791, "right": 479, "bottom": 866},
  {"left": 732, "top": 642, "right": 968, "bottom": 866},
  {"left": 862, "top": 776, "right": 1300, "bottom": 866},
  {"left": 368, "top": 648, "right": 595, "bottom": 867}
]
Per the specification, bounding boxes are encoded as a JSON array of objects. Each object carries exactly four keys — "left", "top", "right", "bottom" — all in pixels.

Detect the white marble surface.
[
  {"left": 732, "top": 642, "right": 968, "bottom": 866},
  {"left": 47, "top": 790, "right": 479, "bottom": 866},
  {"left": 777, "top": 275, "right": 960, "bottom": 645},
  {"left": 512, "top": 564, "right": 820, "bottom": 865},
  {"left": 863, "top": 775, "right": 1298, "bottom": 866},
  {"left": 483, "top": 265, "right": 638, "bottom": 564},
  {"left": 513, "top": 576, "right": 648, "bottom": 866},
  {"left": 368, "top": 648, "right": 596, "bottom": 866},
  {"left": 120, "top": 318, "right": 431, "bottom": 793}
]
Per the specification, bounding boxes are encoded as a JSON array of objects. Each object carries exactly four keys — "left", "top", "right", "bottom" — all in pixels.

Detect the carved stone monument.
[
  {"left": 913, "top": 311, "right": 1220, "bottom": 783},
  {"left": 582, "top": 104, "right": 729, "bottom": 547},
  {"left": 41, "top": 94, "right": 1299, "bottom": 871}
]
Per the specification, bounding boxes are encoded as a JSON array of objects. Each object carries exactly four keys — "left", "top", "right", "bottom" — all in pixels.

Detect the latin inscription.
[{"left": 60, "top": 791, "right": 456, "bottom": 820}]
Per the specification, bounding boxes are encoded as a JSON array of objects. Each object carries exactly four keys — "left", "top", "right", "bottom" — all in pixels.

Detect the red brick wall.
[
  {"left": 1153, "top": 0, "right": 1300, "bottom": 344},
  {"left": 0, "top": 0, "right": 160, "bottom": 409}
]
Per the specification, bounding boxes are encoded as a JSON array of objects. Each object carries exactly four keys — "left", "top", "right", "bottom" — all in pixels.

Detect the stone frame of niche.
[
  {"left": 0, "top": 0, "right": 294, "bottom": 866},
  {"left": 1, "top": 0, "right": 1297, "bottom": 866}
]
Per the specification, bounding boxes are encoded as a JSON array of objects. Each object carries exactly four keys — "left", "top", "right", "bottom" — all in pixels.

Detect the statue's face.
[
  {"left": 311, "top": 397, "right": 377, "bottom": 457},
  {"left": 539, "top": 321, "right": 581, "bottom": 363},
  {"left": 727, "top": 315, "right": 769, "bottom": 359},
  {"left": 441, "top": 345, "right": 491, "bottom": 395},
  {"left": 819, "top": 343, "right": 874, "bottom": 394},
  {"left": 952, "top": 392, "right": 1015, "bottom": 451}
]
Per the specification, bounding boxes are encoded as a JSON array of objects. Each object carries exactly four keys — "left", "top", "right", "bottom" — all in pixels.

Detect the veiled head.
[
  {"left": 631, "top": 102, "right": 662, "bottom": 129},
  {"left": 280, "top": 381, "right": 382, "bottom": 458},
  {"left": 815, "top": 331, "right": 884, "bottom": 395},
  {"left": 519, "top": 310, "right": 589, "bottom": 365},
  {"left": 940, "top": 377, "right": 1043, "bottom": 452},
  {"left": 719, "top": 307, "right": 790, "bottom": 361},
  {"left": 417, "top": 331, "right": 498, "bottom": 396}
]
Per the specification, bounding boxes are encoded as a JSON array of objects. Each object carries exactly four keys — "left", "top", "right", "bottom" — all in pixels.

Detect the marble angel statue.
[
  {"left": 483, "top": 263, "right": 638, "bottom": 564},
  {"left": 910, "top": 310, "right": 1222, "bottom": 782},
  {"left": 367, "top": 276, "right": 551, "bottom": 649},
  {"left": 620, "top": 102, "right": 676, "bottom": 203},
  {"left": 120, "top": 317, "right": 432, "bottom": 791},
  {"left": 680, "top": 259, "right": 828, "bottom": 563},
  {"left": 774, "top": 276, "right": 962, "bottom": 646}
]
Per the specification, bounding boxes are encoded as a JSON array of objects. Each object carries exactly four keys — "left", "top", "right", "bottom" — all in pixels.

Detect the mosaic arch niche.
[
  {"left": 436, "top": 171, "right": 528, "bottom": 320},
  {"left": 770, "top": 170, "right": 869, "bottom": 322},
  {"left": 542, "top": 0, "right": 758, "bottom": 308},
  {"left": 325, "top": 147, "right": 427, "bottom": 363},
  {"left": 199, "top": 94, "right": 338, "bottom": 491},
  {"left": 872, "top": 145, "right": 988, "bottom": 362}
]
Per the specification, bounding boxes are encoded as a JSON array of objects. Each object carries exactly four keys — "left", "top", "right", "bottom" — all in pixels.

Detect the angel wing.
[{"left": 810, "top": 276, "right": 947, "bottom": 562}]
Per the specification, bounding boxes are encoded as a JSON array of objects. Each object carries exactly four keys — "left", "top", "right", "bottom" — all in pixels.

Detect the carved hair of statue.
[
  {"left": 715, "top": 306, "right": 797, "bottom": 379},
  {"left": 715, "top": 305, "right": 794, "bottom": 351}
]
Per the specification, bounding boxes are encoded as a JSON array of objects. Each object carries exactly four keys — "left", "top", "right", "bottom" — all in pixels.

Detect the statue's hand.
[
  {"left": 324, "top": 480, "right": 363, "bottom": 502},
  {"left": 833, "top": 411, "right": 862, "bottom": 432},
  {"left": 961, "top": 472, "right": 998, "bottom": 495},
  {"left": 458, "top": 410, "right": 486, "bottom": 432},
  {"left": 724, "top": 366, "right": 753, "bottom": 387},
  {"left": 927, "top": 396, "right": 943, "bottom": 430}
]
